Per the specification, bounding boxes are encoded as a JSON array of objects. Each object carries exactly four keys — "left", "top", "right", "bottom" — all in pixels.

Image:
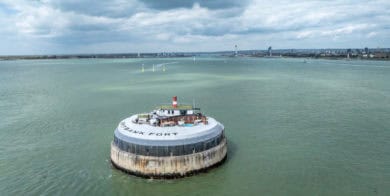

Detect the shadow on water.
[{"left": 225, "top": 138, "right": 237, "bottom": 165}]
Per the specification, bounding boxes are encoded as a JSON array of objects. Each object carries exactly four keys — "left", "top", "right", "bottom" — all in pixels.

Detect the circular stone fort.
[{"left": 110, "top": 96, "right": 227, "bottom": 178}]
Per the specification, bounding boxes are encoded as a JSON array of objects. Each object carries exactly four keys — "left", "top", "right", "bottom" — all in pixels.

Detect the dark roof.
[{"left": 157, "top": 105, "right": 196, "bottom": 110}]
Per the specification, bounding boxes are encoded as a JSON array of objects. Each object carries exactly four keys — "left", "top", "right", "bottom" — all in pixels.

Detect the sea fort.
[{"left": 111, "top": 96, "right": 227, "bottom": 178}]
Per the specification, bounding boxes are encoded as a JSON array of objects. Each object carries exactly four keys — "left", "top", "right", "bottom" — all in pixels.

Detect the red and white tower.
[{"left": 172, "top": 96, "right": 178, "bottom": 108}]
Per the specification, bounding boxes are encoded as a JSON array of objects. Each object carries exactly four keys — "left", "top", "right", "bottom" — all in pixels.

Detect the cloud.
[
  {"left": 0, "top": 0, "right": 389, "bottom": 55},
  {"left": 139, "top": 0, "right": 249, "bottom": 10},
  {"left": 296, "top": 24, "right": 375, "bottom": 39},
  {"left": 42, "top": 0, "right": 146, "bottom": 18}
]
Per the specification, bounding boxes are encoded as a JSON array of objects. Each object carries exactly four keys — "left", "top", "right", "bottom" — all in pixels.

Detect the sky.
[{"left": 0, "top": 0, "right": 389, "bottom": 55}]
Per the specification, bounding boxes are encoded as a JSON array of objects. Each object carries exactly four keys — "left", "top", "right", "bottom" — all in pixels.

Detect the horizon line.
[{"left": 1, "top": 47, "right": 389, "bottom": 57}]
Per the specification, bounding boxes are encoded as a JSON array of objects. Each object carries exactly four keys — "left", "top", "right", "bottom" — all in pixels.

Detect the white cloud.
[
  {"left": 296, "top": 24, "right": 374, "bottom": 39},
  {"left": 367, "top": 32, "right": 377, "bottom": 38},
  {"left": 15, "top": 5, "right": 68, "bottom": 37}
]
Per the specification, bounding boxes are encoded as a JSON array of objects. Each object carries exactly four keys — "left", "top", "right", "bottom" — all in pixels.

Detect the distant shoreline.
[
  {"left": 1, "top": 48, "right": 389, "bottom": 61},
  {"left": 1, "top": 56, "right": 389, "bottom": 61}
]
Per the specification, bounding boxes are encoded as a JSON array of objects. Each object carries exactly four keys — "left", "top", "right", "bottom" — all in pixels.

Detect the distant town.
[{"left": 1, "top": 47, "right": 389, "bottom": 60}]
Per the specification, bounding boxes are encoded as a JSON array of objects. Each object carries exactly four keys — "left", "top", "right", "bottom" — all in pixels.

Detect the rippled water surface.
[{"left": 1, "top": 57, "right": 389, "bottom": 195}]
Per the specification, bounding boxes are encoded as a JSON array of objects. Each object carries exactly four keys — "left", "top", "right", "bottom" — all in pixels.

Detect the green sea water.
[{"left": 0, "top": 57, "right": 389, "bottom": 195}]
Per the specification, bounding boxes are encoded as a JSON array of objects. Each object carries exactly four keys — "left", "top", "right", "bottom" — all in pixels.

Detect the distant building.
[
  {"left": 268, "top": 46, "right": 272, "bottom": 56},
  {"left": 347, "top": 48, "right": 352, "bottom": 58},
  {"left": 373, "top": 52, "right": 389, "bottom": 58},
  {"left": 235, "top": 45, "right": 238, "bottom": 56}
]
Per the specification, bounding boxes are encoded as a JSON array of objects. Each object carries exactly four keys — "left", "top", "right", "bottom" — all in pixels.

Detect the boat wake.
[{"left": 155, "top": 62, "right": 178, "bottom": 68}]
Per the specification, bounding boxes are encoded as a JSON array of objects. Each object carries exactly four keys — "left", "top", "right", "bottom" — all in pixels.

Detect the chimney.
[{"left": 172, "top": 96, "right": 178, "bottom": 108}]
